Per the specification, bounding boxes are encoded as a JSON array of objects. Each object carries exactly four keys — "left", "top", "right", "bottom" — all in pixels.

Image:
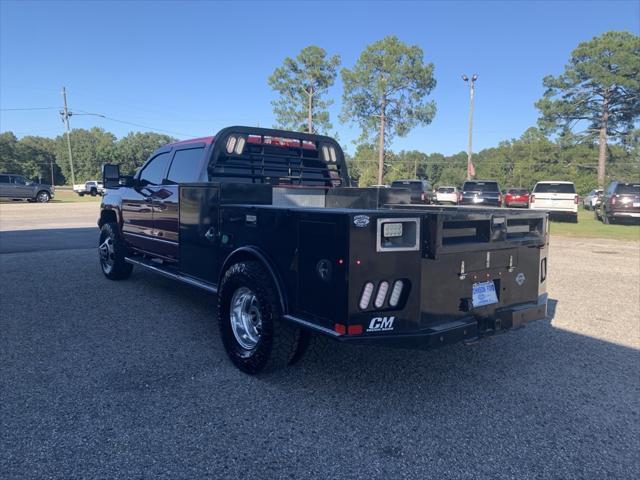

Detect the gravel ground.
[{"left": 0, "top": 217, "right": 639, "bottom": 479}]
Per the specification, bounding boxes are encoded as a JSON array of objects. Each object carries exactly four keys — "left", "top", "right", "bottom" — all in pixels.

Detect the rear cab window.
[
  {"left": 167, "top": 147, "right": 205, "bottom": 184},
  {"left": 0, "top": 175, "right": 10, "bottom": 183},
  {"left": 533, "top": 183, "right": 576, "bottom": 194}
]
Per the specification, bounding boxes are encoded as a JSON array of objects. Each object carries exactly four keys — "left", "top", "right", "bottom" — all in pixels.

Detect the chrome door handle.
[{"left": 205, "top": 227, "right": 216, "bottom": 242}]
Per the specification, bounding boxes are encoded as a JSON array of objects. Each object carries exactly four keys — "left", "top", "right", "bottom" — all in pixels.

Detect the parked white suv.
[
  {"left": 435, "top": 186, "right": 459, "bottom": 204},
  {"left": 530, "top": 181, "right": 578, "bottom": 222}
]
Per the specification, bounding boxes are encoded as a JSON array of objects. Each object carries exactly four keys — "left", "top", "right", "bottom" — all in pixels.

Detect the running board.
[{"left": 125, "top": 256, "right": 218, "bottom": 293}]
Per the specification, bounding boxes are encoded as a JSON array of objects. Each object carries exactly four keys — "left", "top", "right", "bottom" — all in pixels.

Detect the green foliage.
[
  {"left": 341, "top": 36, "right": 437, "bottom": 145},
  {"left": 268, "top": 45, "right": 340, "bottom": 134},
  {"left": 115, "top": 132, "right": 176, "bottom": 175},
  {"left": 536, "top": 31, "right": 640, "bottom": 139},
  {"left": 54, "top": 128, "right": 117, "bottom": 182},
  {"left": 0, "top": 129, "right": 175, "bottom": 184}
]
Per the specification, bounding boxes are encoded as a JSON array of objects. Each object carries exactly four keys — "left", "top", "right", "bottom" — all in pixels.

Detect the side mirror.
[{"left": 102, "top": 164, "right": 120, "bottom": 189}]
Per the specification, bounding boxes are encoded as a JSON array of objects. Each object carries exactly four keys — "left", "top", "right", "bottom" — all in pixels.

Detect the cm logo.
[{"left": 367, "top": 316, "right": 395, "bottom": 332}]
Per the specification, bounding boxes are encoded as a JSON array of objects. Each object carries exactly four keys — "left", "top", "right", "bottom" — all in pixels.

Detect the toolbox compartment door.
[{"left": 297, "top": 220, "right": 344, "bottom": 323}]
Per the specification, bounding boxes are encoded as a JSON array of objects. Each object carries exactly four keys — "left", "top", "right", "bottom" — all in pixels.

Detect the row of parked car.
[{"left": 385, "top": 178, "right": 640, "bottom": 224}]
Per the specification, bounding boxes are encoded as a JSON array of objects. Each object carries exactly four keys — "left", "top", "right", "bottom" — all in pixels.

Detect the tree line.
[
  {"left": 0, "top": 130, "right": 175, "bottom": 185},
  {"left": 0, "top": 124, "right": 636, "bottom": 194}
]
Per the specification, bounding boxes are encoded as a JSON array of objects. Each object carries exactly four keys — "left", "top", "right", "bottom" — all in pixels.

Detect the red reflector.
[
  {"left": 347, "top": 325, "right": 363, "bottom": 335},
  {"left": 334, "top": 323, "right": 346, "bottom": 335}
]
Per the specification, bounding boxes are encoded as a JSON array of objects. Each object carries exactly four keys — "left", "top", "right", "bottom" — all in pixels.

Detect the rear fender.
[{"left": 219, "top": 246, "right": 287, "bottom": 314}]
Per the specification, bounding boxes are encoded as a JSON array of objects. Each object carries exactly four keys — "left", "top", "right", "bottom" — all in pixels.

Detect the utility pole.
[
  {"left": 462, "top": 74, "right": 478, "bottom": 181},
  {"left": 60, "top": 87, "right": 75, "bottom": 186},
  {"left": 50, "top": 159, "right": 55, "bottom": 186}
]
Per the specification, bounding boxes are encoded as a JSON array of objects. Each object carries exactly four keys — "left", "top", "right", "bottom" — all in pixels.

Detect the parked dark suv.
[
  {"left": 0, "top": 174, "right": 54, "bottom": 202},
  {"left": 595, "top": 181, "right": 640, "bottom": 224},
  {"left": 390, "top": 179, "right": 434, "bottom": 204},
  {"left": 459, "top": 180, "right": 502, "bottom": 207}
]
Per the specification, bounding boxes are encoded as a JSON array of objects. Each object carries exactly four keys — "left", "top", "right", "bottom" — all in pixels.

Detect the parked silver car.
[{"left": 0, "top": 173, "right": 55, "bottom": 202}]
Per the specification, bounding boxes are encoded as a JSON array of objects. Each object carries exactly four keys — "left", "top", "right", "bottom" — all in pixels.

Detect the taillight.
[
  {"left": 498, "top": 194, "right": 502, "bottom": 206},
  {"left": 574, "top": 195, "right": 579, "bottom": 205},
  {"left": 611, "top": 196, "right": 617, "bottom": 206},
  {"left": 530, "top": 195, "right": 535, "bottom": 203},
  {"left": 421, "top": 192, "right": 426, "bottom": 202}
]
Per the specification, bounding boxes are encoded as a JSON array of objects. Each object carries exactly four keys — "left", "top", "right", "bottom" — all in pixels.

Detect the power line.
[{"left": 0, "top": 107, "right": 60, "bottom": 111}]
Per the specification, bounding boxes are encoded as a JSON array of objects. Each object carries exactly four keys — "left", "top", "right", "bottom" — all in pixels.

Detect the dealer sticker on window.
[{"left": 472, "top": 280, "right": 498, "bottom": 308}]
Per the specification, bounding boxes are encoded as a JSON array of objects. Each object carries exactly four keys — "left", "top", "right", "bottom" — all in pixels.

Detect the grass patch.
[
  {"left": 550, "top": 208, "right": 640, "bottom": 242},
  {"left": 51, "top": 189, "right": 102, "bottom": 203}
]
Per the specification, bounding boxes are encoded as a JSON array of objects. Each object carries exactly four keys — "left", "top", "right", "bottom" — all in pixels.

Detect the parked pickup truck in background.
[
  {"left": 530, "top": 181, "right": 578, "bottom": 222},
  {"left": 459, "top": 180, "right": 502, "bottom": 207},
  {"left": 98, "top": 126, "right": 549, "bottom": 374},
  {"left": 390, "top": 179, "right": 434, "bottom": 204},
  {"left": 0, "top": 173, "right": 54, "bottom": 202},
  {"left": 74, "top": 180, "right": 104, "bottom": 196}
]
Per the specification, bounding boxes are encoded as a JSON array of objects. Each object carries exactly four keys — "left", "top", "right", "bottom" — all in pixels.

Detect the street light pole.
[
  {"left": 462, "top": 74, "right": 478, "bottom": 181},
  {"left": 60, "top": 87, "right": 75, "bottom": 186}
]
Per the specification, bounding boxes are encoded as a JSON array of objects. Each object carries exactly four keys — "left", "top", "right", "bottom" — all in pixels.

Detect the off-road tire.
[
  {"left": 218, "top": 261, "right": 300, "bottom": 374},
  {"left": 98, "top": 222, "right": 133, "bottom": 280}
]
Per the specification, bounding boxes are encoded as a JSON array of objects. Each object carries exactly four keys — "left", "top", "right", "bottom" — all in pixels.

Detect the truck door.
[
  {"left": 121, "top": 151, "right": 172, "bottom": 253},
  {"left": 0, "top": 174, "right": 10, "bottom": 197},
  {"left": 10, "top": 176, "right": 33, "bottom": 199},
  {"left": 154, "top": 145, "right": 206, "bottom": 260}
]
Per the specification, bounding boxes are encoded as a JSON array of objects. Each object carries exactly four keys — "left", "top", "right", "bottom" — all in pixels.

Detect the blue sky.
[{"left": 1, "top": 0, "right": 638, "bottom": 155}]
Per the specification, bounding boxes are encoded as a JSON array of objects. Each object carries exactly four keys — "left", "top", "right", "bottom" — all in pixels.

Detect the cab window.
[
  {"left": 166, "top": 147, "right": 204, "bottom": 184},
  {"left": 139, "top": 152, "right": 171, "bottom": 186}
]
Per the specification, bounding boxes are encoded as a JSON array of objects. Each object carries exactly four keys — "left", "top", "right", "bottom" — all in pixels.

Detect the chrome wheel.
[
  {"left": 99, "top": 236, "right": 115, "bottom": 274},
  {"left": 230, "top": 287, "right": 262, "bottom": 350},
  {"left": 36, "top": 192, "right": 50, "bottom": 203}
]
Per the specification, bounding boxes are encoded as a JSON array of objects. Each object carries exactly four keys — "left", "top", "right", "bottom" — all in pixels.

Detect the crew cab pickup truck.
[
  {"left": 99, "top": 127, "right": 549, "bottom": 374},
  {"left": 0, "top": 173, "right": 54, "bottom": 202},
  {"left": 530, "top": 181, "right": 578, "bottom": 222},
  {"left": 73, "top": 180, "right": 104, "bottom": 196}
]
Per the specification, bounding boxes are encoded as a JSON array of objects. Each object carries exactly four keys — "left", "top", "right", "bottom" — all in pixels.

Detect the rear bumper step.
[{"left": 324, "top": 295, "right": 548, "bottom": 349}]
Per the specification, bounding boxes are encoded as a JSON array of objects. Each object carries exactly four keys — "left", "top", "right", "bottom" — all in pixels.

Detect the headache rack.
[{"left": 207, "top": 126, "right": 350, "bottom": 188}]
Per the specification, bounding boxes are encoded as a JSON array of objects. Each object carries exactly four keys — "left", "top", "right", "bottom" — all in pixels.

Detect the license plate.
[
  {"left": 473, "top": 197, "right": 483, "bottom": 203},
  {"left": 633, "top": 202, "right": 640, "bottom": 208},
  {"left": 472, "top": 281, "right": 498, "bottom": 308}
]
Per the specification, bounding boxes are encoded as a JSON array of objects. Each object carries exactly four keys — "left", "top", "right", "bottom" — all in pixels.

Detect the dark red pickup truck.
[{"left": 99, "top": 126, "right": 549, "bottom": 374}]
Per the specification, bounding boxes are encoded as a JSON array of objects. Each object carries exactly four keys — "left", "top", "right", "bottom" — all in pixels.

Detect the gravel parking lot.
[{"left": 1, "top": 203, "right": 639, "bottom": 479}]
